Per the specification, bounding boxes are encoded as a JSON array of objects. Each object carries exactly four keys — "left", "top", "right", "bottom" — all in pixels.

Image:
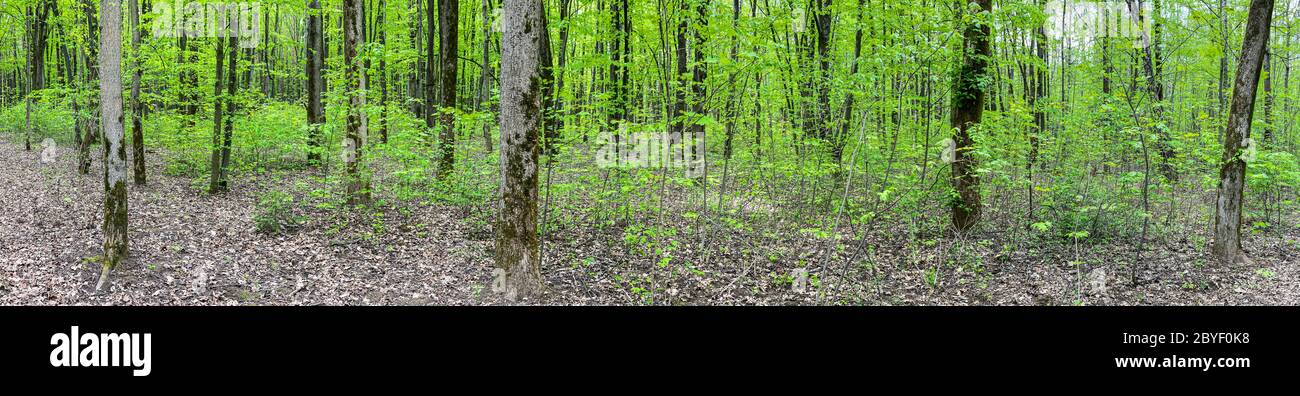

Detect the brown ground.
[{"left": 1, "top": 138, "right": 1297, "bottom": 305}]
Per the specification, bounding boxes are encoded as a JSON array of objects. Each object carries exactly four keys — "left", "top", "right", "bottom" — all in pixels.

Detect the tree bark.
[
  {"left": 129, "top": 0, "right": 146, "bottom": 185},
  {"left": 379, "top": 0, "right": 390, "bottom": 144},
  {"left": 437, "top": 0, "right": 459, "bottom": 177},
  {"left": 950, "top": 0, "right": 991, "bottom": 232},
  {"left": 496, "top": 0, "right": 544, "bottom": 301},
  {"left": 1262, "top": 51, "right": 1274, "bottom": 143},
  {"left": 209, "top": 38, "right": 227, "bottom": 194},
  {"left": 1213, "top": 0, "right": 1273, "bottom": 265},
  {"left": 306, "top": 0, "right": 325, "bottom": 165},
  {"left": 345, "top": 0, "right": 371, "bottom": 203},
  {"left": 1131, "top": 0, "right": 1174, "bottom": 180},
  {"left": 97, "top": 0, "right": 128, "bottom": 292},
  {"left": 24, "top": 0, "right": 52, "bottom": 152}
]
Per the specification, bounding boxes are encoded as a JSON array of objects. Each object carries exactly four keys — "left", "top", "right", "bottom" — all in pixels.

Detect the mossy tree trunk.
[
  {"left": 344, "top": 0, "right": 371, "bottom": 204},
  {"left": 98, "top": 0, "right": 127, "bottom": 292},
  {"left": 496, "top": 0, "right": 544, "bottom": 301},
  {"left": 1213, "top": 0, "right": 1274, "bottom": 265},
  {"left": 949, "top": 0, "right": 991, "bottom": 232}
]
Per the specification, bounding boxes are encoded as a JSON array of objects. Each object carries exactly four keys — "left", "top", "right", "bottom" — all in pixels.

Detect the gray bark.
[
  {"left": 496, "top": 0, "right": 544, "bottom": 301},
  {"left": 98, "top": 0, "right": 128, "bottom": 291},
  {"left": 1213, "top": 0, "right": 1274, "bottom": 265},
  {"left": 344, "top": 0, "right": 370, "bottom": 203}
]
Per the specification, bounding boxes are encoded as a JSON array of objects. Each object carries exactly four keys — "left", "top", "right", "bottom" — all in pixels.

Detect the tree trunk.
[
  {"left": 220, "top": 22, "right": 238, "bottom": 192},
  {"left": 835, "top": 0, "right": 865, "bottom": 166},
  {"left": 379, "top": 0, "right": 389, "bottom": 144},
  {"left": 813, "top": 0, "right": 831, "bottom": 144},
  {"left": 425, "top": 0, "right": 438, "bottom": 140},
  {"left": 344, "top": 0, "right": 371, "bottom": 203},
  {"left": 949, "top": 0, "right": 991, "bottom": 232},
  {"left": 496, "top": 0, "right": 544, "bottom": 301},
  {"left": 478, "top": 0, "right": 495, "bottom": 152},
  {"left": 672, "top": 0, "right": 687, "bottom": 146},
  {"left": 689, "top": 0, "right": 706, "bottom": 178},
  {"left": 78, "top": 0, "right": 100, "bottom": 175},
  {"left": 24, "top": 0, "right": 52, "bottom": 152},
  {"left": 1030, "top": 0, "right": 1047, "bottom": 172},
  {"left": 1262, "top": 51, "right": 1274, "bottom": 143},
  {"left": 306, "top": 0, "right": 325, "bottom": 165},
  {"left": 209, "top": 38, "right": 227, "bottom": 194},
  {"left": 1131, "top": 0, "right": 1174, "bottom": 180},
  {"left": 437, "top": 0, "right": 459, "bottom": 177},
  {"left": 1213, "top": 0, "right": 1273, "bottom": 265},
  {"left": 129, "top": 0, "right": 146, "bottom": 185},
  {"left": 97, "top": 0, "right": 128, "bottom": 292},
  {"left": 540, "top": 0, "right": 558, "bottom": 155}
]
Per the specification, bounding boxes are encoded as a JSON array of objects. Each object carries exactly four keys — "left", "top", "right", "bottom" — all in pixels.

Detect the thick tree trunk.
[
  {"left": 1213, "top": 0, "right": 1273, "bottom": 265},
  {"left": 496, "top": 0, "right": 544, "bottom": 301},
  {"left": 437, "top": 0, "right": 459, "bottom": 177},
  {"left": 344, "top": 0, "right": 371, "bottom": 203},
  {"left": 949, "top": 0, "right": 991, "bottom": 232},
  {"left": 97, "top": 0, "right": 128, "bottom": 292},
  {"left": 306, "top": 0, "right": 325, "bottom": 165}
]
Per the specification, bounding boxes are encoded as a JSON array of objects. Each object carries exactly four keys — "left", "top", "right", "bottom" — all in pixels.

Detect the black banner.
[{"left": 2, "top": 307, "right": 1294, "bottom": 385}]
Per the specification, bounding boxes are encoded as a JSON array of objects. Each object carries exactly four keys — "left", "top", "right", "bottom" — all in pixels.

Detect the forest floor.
[{"left": 1, "top": 137, "right": 1298, "bottom": 306}]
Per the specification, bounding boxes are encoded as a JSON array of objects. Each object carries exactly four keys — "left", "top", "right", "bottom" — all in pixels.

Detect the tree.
[
  {"left": 77, "top": 0, "right": 101, "bottom": 176},
  {"left": 378, "top": 0, "right": 390, "bottom": 144},
  {"left": 128, "top": 0, "right": 145, "bottom": 185},
  {"left": 424, "top": 0, "right": 437, "bottom": 146},
  {"left": 496, "top": 0, "right": 544, "bottom": 301},
  {"left": 949, "top": 0, "right": 992, "bottom": 232},
  {"left": 1131, "top": 0, "right": 1174, "bottom": 180},
  {"left": 97, "top": 0, "right": 127, "bottom": 292},
  {"left": 344, "top": 0, "right": 370, "bottom": 203},
  {"left": 24, "top": 0, "right": 52, "bottom": 152},
  {"left": 209, "top": 14, "right": 238, "bottom": 195},
  {"left": 1213, "top": 0, "right": 1274, "bottom": 265},
  {"left": 306, "top": 0, "right": 325, "bottom": 165},
  {"left": 437, "top": 0, "right": 459, "bottom": 178}
]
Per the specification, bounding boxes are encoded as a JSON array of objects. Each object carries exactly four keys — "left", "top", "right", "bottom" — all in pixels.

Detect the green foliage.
[
  {"left": 253, "top": 189, "right": 304, "bottom": 234},
  {"left": 0, "top": 102, "right": 76, "bottom": 145}
]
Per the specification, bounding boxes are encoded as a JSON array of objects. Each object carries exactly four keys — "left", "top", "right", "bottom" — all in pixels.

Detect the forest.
[{"left": 0, "top": 0, "right": 1296, "bottom": 305}]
